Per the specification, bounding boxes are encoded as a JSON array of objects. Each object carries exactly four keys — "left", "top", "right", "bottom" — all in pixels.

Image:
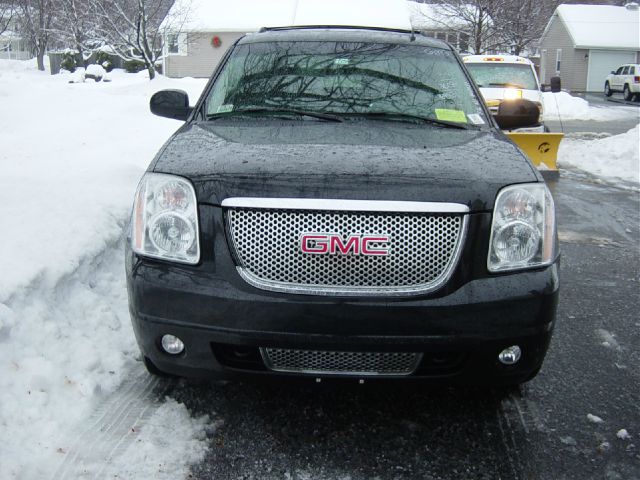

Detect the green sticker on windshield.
[
  {"left": 435, "top": 109, "right": 468, "bottom": 123},
  {"left": 217, "top": 104, "right": 234, "bottom": 113}
]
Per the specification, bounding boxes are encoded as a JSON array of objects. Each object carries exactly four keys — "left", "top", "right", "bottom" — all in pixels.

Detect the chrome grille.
[
  {"left": 225, "top": 199, "right": 467, "bottom": 296},
  {"left": 261, "top": 348, "right": 422, "bottom": 376}
]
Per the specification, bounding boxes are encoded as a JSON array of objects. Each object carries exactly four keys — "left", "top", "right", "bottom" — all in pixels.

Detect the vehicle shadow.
[{"left": 170, "top": 379, "right": 536, "bottom": 479}]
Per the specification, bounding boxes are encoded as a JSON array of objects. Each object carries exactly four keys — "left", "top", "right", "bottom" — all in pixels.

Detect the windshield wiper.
[
  {"left": 207, "top": 106, "right": 343, "bottom": 122},
  {"left": 488, "top": 82, "right": 526, "bottom": 89},
  {"left": 343, "top": 112, "right": 478, "bottom": 130}
]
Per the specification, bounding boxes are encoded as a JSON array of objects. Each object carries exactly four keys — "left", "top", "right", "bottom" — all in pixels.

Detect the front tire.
[
  {"left": 604, "top": 82, "right": 612, "bottom": 97},
  {"left": 623, "top": 84, "right": 633, "bottom": 101}
]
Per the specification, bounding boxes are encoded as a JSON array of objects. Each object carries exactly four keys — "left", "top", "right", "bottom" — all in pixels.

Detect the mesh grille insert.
[
  {"left": 226, "top": 208, "right": 465, "bottom": 295},
  {"left": 261, "top": 348, "right": 422, "bottom": 376}
]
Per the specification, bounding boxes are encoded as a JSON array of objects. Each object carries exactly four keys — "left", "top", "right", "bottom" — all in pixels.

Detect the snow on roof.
[
  {"left": 554, "top": 4, "right": 640, "bottom": 50},
  {"left": 408, "top": 2, "right": 470, "bottom": 31},
  {"left": 163, "top": 0, "right": 411, "bottom": 33}
]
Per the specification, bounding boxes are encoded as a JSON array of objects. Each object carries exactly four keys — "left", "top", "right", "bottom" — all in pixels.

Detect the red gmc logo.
[{"left": 300, "top": 233, "right": 390, "bottom": 256}]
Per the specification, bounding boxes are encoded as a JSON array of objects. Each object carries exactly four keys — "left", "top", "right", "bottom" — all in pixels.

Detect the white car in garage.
[{"left": 604, "top": 64, "right": 640, "bottom": 101}]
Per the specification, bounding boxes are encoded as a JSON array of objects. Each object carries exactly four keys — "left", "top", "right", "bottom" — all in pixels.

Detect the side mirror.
[
  {"left": 540, "top": 84, "right": 547, "bottom": 92},
  {"left": 550, "top": 76, "right": 561, "bottom": 93},
  {"left": 611, "top": 71, "right": 616, "bottom": 74},
  {"left": 150, "top": 89, "right": 192, "bottom": 121},
  {"left": 495, "top": 98, "right": 540, "bottom": 130}
]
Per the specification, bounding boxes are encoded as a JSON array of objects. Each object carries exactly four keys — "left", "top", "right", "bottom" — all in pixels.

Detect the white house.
[
  {"left": 539, "top": 3, "right": 640, "bottom": 92},
  {"left": 161, "top": 0, "right": 412, "bottom": 78},
  {"left": 0, "top": 30, "right": 30, "bottom": 60},
  {"left": 0, "top": 13, "right": 30, "bottom": 61}
]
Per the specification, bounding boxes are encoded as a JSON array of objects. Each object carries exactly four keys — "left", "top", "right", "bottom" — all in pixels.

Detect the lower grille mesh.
[{"left": 261, "top": 348, "right": 422, "bottom": 376}]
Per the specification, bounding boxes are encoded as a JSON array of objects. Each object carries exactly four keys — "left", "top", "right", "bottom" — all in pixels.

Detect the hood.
[{"left": 151, "top": 120, "right": 539, "bottom": 212}]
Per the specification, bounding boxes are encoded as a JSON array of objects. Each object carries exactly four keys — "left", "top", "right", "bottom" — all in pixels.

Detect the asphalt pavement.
[{"left": 163, "top": 169, "right": 639, "bottom": 479}]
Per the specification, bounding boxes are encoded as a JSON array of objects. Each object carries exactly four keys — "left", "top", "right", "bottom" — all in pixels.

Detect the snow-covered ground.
[
  {"left": 558, "top": 125, "right": 640, "bottom": 186},
  {"left": 0, "top": 59, "right": 210, "bottom": 478},
  {"left": 543, "top": 91, "right": 639, "bottom": 122}
]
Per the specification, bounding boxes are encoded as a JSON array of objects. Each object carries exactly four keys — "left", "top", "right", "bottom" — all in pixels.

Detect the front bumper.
[{"left": 127, "top": 232, "right": 559, "bottom": 384}]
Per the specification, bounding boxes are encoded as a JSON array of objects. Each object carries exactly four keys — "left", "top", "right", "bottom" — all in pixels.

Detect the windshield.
[
  {"left": 205, "top": 41, "right": 487, "bottom": 125},
  {"left": 466, "top": 63, "right": 538, "bottom": 90}
]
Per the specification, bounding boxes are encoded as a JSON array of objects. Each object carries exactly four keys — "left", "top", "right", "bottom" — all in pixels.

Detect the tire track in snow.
[
  {"left": 0, "top": 235, "right": 185, "bottom": 480},
  {"left": 50, "top": 369, "right": 176, "bottom": 480},
  {"left": 41, "top": 236, "right": 180, "bottom": 480}
]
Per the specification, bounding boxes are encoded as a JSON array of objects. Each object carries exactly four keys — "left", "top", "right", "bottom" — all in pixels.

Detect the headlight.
[
  {"left": 488, "top": 183, "right": 556, "bottom": 272},
  {"left": 503, "top": 89, "right": 523, "bottom": 100},
  {"left": 131, "top": 173, "right": 200, "bottom": 264}
]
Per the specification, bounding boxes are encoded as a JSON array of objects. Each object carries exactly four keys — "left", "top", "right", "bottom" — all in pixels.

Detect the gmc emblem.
[{"left": 300, "top": 233, "right": 390, "bottom": 256}]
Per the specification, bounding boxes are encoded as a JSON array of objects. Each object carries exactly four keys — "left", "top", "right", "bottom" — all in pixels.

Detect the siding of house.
[
  {"left": 540, "top": 14, "right": 583, "bottom": 91},
  {"left": 572, "top": 49, "right": 589, "bottom": 91},
  {"left": 165, "top": 32, "right": 245, "bottom": 78}
]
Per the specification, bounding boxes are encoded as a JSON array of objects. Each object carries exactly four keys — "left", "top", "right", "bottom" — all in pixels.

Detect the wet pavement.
[{"left": 166, "top": 173, "right": 639, "bottom": 480}]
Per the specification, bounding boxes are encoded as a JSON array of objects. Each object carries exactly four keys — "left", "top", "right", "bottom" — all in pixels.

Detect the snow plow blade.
[{"left": 506, "top": 132, "right": 563, "bottom": 172}]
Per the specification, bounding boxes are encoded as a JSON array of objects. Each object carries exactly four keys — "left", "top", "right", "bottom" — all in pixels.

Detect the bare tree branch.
[
  {"left": 15, "top": 0, "right": 55, "bottom": 70},
  {"left": 52, "top": 0, "right": 100, "bottom": 65},
  {"left": 491, "top": 0, "right": 560, "bottom": 55},
  {"left": 85, "top": 0, "right": 188, "bottom": 80},
  {"left": 0, "top": 0, "right": 16, "bottom": 37},
  {"left": 412, "top": 0, "right": 506, "bottom": 54}
]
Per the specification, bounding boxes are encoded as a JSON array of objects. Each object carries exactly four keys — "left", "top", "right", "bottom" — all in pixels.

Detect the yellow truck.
[{"left": 464, "top": 54, "right": 563, "bottom": 171}]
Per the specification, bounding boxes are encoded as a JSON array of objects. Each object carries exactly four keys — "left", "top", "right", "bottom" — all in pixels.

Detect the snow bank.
[
  {"left": 543, "top": 92, "right": 640, "bottom": 122},
  {"left": 0, "top": 59, "right": 209, "bottom": 478},
  {"left": 0, "top": 65, "right": 205, "bottom": 301},
  {"left": 558, "top": 125, "right": 640, "bottom": 186}
]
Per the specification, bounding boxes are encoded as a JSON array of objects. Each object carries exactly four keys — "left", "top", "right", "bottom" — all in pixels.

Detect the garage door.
[{"left": 587, "top": 50, "right": 637, "bottom": 92}]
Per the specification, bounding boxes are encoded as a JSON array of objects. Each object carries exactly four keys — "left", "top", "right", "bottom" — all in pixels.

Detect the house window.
[
  {"left": 555, "top": 49, "right": 562, "bottom": 74},
  {"left": 459, "top": 33, "right": 469, "bottom": 53},
  {"left": 423, "top": 30, "right": 469, "bottom": 52},
  {"left": 166, "top": 33, "right": 187, "bottom": 55}
]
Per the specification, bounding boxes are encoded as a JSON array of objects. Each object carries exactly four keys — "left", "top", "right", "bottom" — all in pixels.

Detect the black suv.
[{"left": 126, "top": 27, "right": 559, "bottom": 385}]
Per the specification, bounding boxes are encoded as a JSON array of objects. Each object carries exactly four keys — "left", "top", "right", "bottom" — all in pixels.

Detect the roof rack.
[{"left": 258, "top": 25, "right": 418, "bottom": 35}]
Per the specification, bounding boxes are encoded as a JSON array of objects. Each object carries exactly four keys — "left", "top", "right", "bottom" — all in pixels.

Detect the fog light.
[
  {"left": 498, "top": 345, "right": 521, "bottom": 365},
  {"left": 161, "top": 334, "right": 185, "bottom": 355}
]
